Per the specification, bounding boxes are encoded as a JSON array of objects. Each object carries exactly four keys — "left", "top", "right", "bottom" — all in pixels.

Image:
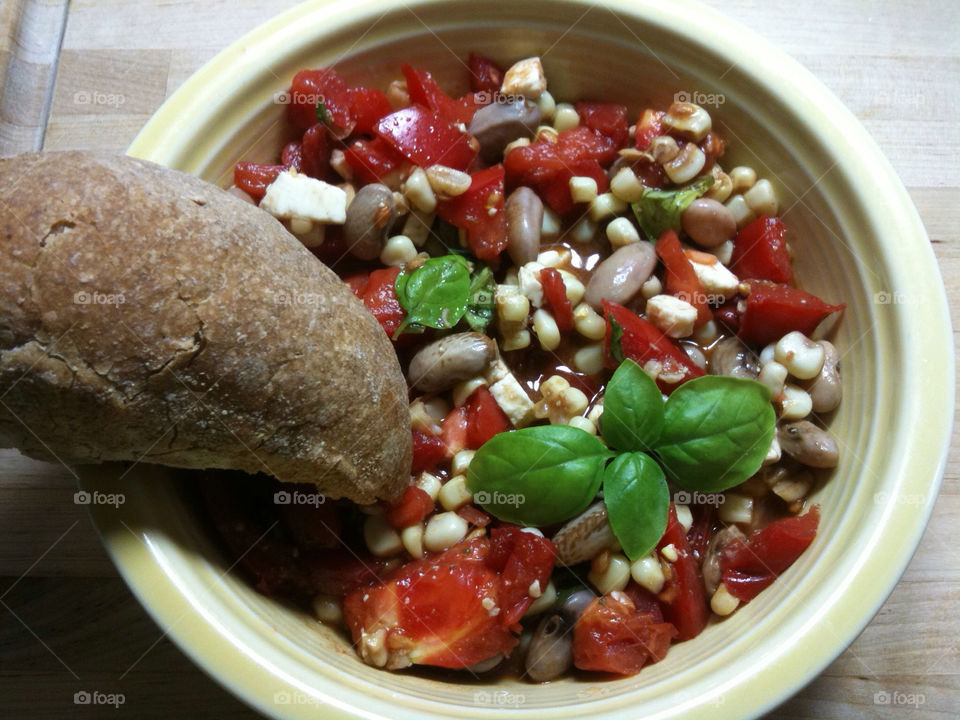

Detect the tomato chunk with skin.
[
  {"left": 468, "top": 53, "right": 504, "bottom": 94},
  {"left": 656, "top": 230, "right": 711, "bottom": 326},
  {"left": 233, "top": 162, "right": 284, "bottom": 201},
  {"left": 485, "top": 525, "right": 557, "bottom": 628},
  {"left": 656, "top": 504, "right": 709, "bottom": 642},
  {"left": 436, "top": 164, "right": 507, "bottom": 261},
  {"left": 342, "top": 137, "right": 404, "bottom": 185},
  {"left": 401, "top": 63, "right": 471, "bottom": 124},
  {"left": 730, "top": 216, "right": 793, "bottom": 284},
  {"left": 602, "top": 301, "right": 705, "bottom": 394},
  {"left": 540, "top": 268, "right": 574, "bottom": 331},
  {"left": 441, "top": 405, "right": 468, "bottom": 458},
  {"left": 343, "top": 539, "right": 519, "bottom": 669},
  {"left": 573, "top": 592, "right": 677, "bottom": 675},
  {"left": 386, "top": 486, "right": 435, "bottom": 529},
  {"left": 411, "top": 429, "right": 446, "bottom": 474},
  {"left": 738, "top": 281, "right": 845, "bottom": 346},
  {"left": 575, "top": 102, "right": 629, "bottom": 148},
  {"left": 300, "top": 124, "right": 331, "bottom": 180},
  {"left": 720, "top": 506, "right": 820, "bottom": 602},
  {"left": 375, "top": 105, "right": 477, "bottom": 171},
  {"left": 357, "top": 266, "right": 406, "bottom": 337},
  {"left": 463, "top": 386, "right": 511, "bottom": 449},
  {"left": 635, "top": 109, "right": 665, "bottom": 151},
  {"left": 347, "top": 86, "right": 393, "bottom": 136},
  {"left": 287, "top": 68, "right": 355, "bottom": 135}
]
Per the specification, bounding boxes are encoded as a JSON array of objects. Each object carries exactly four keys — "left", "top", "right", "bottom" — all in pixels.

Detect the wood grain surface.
[{"left": 0, "top": 1, "right": 957, "bottom": 718}]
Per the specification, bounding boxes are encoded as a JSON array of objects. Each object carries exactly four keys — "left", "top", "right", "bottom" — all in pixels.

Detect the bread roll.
[{"left": 0, "top": 151, "right": 410, "bottom": 503}]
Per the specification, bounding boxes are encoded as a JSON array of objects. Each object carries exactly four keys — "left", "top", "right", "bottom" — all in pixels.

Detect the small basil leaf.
[
  {"left": 602, "top": 452, "right": 669, "bottom": 561},
  {"left": 601, "top": 359, "right": 665, "bottom": 452},
  {"left": 315, "top": 98, "right": 332, "bottom": 126},
  {"left": 466, "top": 425, "right": 613, "bottom": 526},
  {"left": 609, "top": 316, "right": 626, "bottom": 364},
  {"left": 393, "top": 255, "right": 470, "bottom": 337},
  {"left": 464, "top": 266, "right": 495, "bottom": 332},
  {"left": 656, "top": 375, "right": 775, "bottom": 492},
  {"left": 631, "top": 174, "right": 714, "bottom": 241}
]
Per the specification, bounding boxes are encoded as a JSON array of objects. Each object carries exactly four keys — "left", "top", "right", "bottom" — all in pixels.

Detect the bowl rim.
[{"left": 100, "top": 0, "right": 954, "bottom": 718}]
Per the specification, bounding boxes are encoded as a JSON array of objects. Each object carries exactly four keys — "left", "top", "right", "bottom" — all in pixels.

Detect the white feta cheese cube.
[
  {"left": 517, "top": 261, "right": 546, "bottom": 307},
  {"left": 501, "top": 57, "right": 547, "bottom": 99},
  {"left": 689, "top": 256, "right": 739, "bottom": 301},
  {"left": 645, "top": 294, "right": 698, "bottom": 338},
  {"left": 260, "top": 169, "right": 347, "bottom": 224},
  {"left": 488, "top": 372, "right": 535, "bottom": 427}
]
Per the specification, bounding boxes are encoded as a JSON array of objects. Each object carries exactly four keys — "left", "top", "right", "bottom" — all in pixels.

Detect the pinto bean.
[
  {"left": 525, "top": 614, "right": 573, "bottom": 682},
  {"left": 583, "top": 243, "right": 657, "bottom": 310},
  {"left": 468, "top": 99, "right": 541, "bottom": 163},
  {"left": 504, "top": 187, "right": 543, "bottom": 266},
  {"left": 559, "top": 588, "right": 596, "bottom": 625},
  {"left": 701, "top": 525, "right": 745, "bottom": 596},
  {"left": 804, "top": 340, "right": 842, "bottom": 413},
  {"left": 777, "top": 420, "right": 839, "bottom": 468},
  {"left": 681, "top": 198, "right": 737, "bottom": 248},
  {"left": 551, "top": 501, "right": 615, "bottom": 566},
  {"left": 709, "top": 336, "right": 760, "bottom": 379},
  {"left": 343, "top": 183, "right": 396, "bottom": 260},
  {"left": 407, "top": 333, "right": 498, "bottom": 392}
]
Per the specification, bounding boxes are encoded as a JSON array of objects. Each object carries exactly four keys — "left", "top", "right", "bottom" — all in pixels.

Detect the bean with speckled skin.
[
  {"left": 584, "top": 243, "right": 657, "bottom": 310},
  {"left": 709, "top": 336, "right": 760, "bottom": 379},
  {"left": 805, "top": 341, "right": 842, "bottom": 413},
  {"left": 505, "top": 187, "right": 543, "bottom": 266},
  {"left": 777, "top": 420, "right": 839, "bottom": 468},
  {"left": 681, "top": 198, "right": 737, "bottom": 248},
  {"left": 525, "top": 614, "right": 573, "bottom": 682},
  {"left": 407, "top": 333, "right": 498, "bottom": 392},
  {"left": 468, "top": 100, "right": 541, "bottom": 163},
  {"left": 344, "top": 183, "right": 395, "bottom": 260}
]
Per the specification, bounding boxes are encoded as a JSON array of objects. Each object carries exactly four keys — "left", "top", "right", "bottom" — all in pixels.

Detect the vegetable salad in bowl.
[{"left": 214, "top": 52, "right": 845, "bottom": 681}]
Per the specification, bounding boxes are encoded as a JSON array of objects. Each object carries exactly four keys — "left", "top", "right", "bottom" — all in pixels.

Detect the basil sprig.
[
  {"left": 393, "top": 255, "right": 495, "bottom": 337},
  {"left": 631, "top": 174, "right": 714, "bottom": 240},
  {"left": 467, "top": 359, "right": 775, "bottom": 560}
]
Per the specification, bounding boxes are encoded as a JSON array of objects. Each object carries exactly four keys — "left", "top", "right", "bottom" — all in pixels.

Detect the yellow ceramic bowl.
[{"left": 82, "top": 0, "right": 953, "bottom": 718}]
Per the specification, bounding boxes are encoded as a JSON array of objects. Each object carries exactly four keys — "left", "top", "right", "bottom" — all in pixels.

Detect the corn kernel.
[
  {"left": 589, "top": 552, "right": 631, "bottom": 594},
  {"left": 569, "top": 176, "right": 599, "bottom": 204},
  {"left": 573, "top": 302, "right": 607, "bottom": 340},
  {"left": 438, "top": 475, "right": 473, "bottom": 511},
  {"left": 553, "top": 103, "right": 580, "bottom": 132},
  {"left": 606, "top": 216, "right": 641, "bottom": 248},
  {"left": 610, "top": 166, "right": 646, "bottom": 204},
  {"left": 573, "top": 343, "right": 605, "bottom": 375},
  {"left": 728, "top": 166, "right": 757, "bottom": 194},
  {"left": 364, "top": 514, "right": 403, "bottom": 556},
  {"left": 589, "top": 192, "right": 627, "bottom": 221}
]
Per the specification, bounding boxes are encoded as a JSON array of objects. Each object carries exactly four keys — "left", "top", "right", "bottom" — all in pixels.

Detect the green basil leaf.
[
  {"left": 601, "top": 359, "right": 664, "bottom": 452},
  {"left": 393, "top": 255, "right": 470, "bottom": 337},
  {"left": 466, "top": 425, "right": 613, "bottom": 526},
  {"left": 464, "top": 266, "right": 495, "bottom": 332},
  {"left": 608, "top": 316, "right": 625, "bottom": 364},
  {"left": 656, "top": 375, "right": 775, "bottom": 492},
  {"left": 631, "top": 174, "right": 714, "bottom": 241},
  {"left": 315, "top": 98, "right": 332, "bottom": 126},
  {"left": 602, "top": 452, "right": 669, "bottom": 561}
]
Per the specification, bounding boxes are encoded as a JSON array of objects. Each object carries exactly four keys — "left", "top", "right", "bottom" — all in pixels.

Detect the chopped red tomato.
[
  {"left": 300, "top": 124, "right": 331, "bottom": 180},
  {"left": 622, "top": 583, "right": 665, "bottom": 621},
  {"left": 486, "top": 525, "right": 557, "bottom": 628},
  {"left": 468, "top": 53, "right": 504, "bottom": 94},
  {"left": 375, "top": 105, "right": 477, "bottom": 171},
  {"left": 720, "top": 506, "right": 820, "bottom": 602},
  {"left": 435, "top": 164, "right": 507, "bottom": 261},
  {"left": 411, "top": 429, "right": 447, "bottom": 474},
  {"left": 457, "top": 505, "right": 492, "bottom": 528},
  {"left": 730, "top": 216, "right": 793, "bottom": 284},
  {"left": 344, "top": 271, "right": 370, "bottom": 297},
  {"left": 386, "top": 485, "right": 435, "bottom": 529},
  {"left": 310, "top": 226, "right": 350, "bottom": 267},
  {"left": 401, "top": 62, "right": 468, "bottom": 123},
  {"left": 233, "top": 162, "right": 284, "bottom": 201},
  {"left": 656, "top": 504, "right": 709, "bottom": 641},
  {"left": 686, "top": 503, "right": 715, "bottom": 563},
  {"left": 634, "top": 159, "right": 667, "bottom": 188},
  {"left": 504, "top": 127, "right": 614, "bottom": 214},
  {"left": 713, "top": 296, "right": 741, "bottom": 334},
  {"left": 441, "top": 405, "right": 468, "bottom": 457},
  {"left": 539, "top": 268, "right": 575, "bottom": 331},
  {"left": 463, "top": 386, "right": 510, "bottom": 449},
  {"left": 602, "top": 301, "right": 705, "bottom": 394},
  {"left": 635, "top": 109, "right": 665, "bottom": 151},
  {"left": 347, "top": 86, "right": 393, "bottom": 136},
  {"left": 342, "top": 137, "right": 404, "bottom": 185},
  {"left": 738, "top": 281, "right": 845, "bottom": 346},
  {"left": 281, "top": 142, "right": 303, "bottom": 172},
  {"left": 287, "top": 68, "right": 355, "bottom": 136},
  {"left": 573, "top": 592, "right": 677, "bottom": 675},
  {"left": 575, "top": 102, "right": 629, "bottom": 148},
  {"left": 356, "top": 266, "right": 406, "bottom": 337},
  {"left": 343, "top": 539, "right": 519, "bottom": 669},
  {"left": 656, "top": 230, "right": 711, "bottom": 326}
]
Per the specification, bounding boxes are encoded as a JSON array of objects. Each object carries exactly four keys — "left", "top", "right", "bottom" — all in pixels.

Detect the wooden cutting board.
[{"left": 0, "top": 1, "right": 957, "bottom": 718}]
